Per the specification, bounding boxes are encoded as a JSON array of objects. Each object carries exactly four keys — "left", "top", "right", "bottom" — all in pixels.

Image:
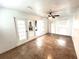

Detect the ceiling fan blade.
[
  {"left": 51, "top": 15, "right": 55, "bottom": 18},
  {"left": 54, "top": 15, "right": 60, "bottom": 17}
]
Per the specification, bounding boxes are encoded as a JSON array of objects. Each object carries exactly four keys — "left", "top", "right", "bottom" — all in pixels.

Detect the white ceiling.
[{"left": 0, "top": 0, "right": 79, "bottom": 17}]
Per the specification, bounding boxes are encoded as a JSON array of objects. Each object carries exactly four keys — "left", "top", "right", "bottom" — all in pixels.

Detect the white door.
[
  {"left": 14, "top": 18, "right": 28, "bottom": 41},
  {"left": 27, "top": 20, "right": 35, "bottom": 39}
]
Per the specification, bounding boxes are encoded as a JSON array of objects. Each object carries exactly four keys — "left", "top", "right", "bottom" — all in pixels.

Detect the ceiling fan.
[
  {"left": 27, "top": 6, "right": 60, "bottom": 19},
  {"left": 47, "top": 9, "right": 60, "bottom": 19}
]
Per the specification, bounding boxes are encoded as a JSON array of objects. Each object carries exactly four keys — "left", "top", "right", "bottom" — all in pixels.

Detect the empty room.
[{"left": 0, "top": 0, "right": 79, "bottom": 59}]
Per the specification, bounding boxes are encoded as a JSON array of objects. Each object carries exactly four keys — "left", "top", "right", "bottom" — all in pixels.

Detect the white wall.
[
  {"left": 0, "top": 8, "right": 29, "bottom": 54},
  {"left": 72, "top": 10, "right": 79, "bottom": 59}
]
